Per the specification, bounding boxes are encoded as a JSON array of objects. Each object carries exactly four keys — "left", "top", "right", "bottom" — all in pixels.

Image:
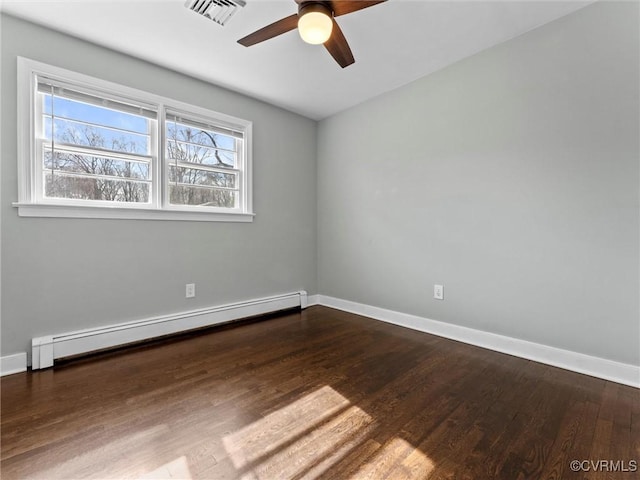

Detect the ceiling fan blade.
[
  {"left": 324, "top": 19, "right": 355, "bottom": 68},
  {"left": 238, "top": 14, "right": 299, "bottom": 47},
  {"left": 331, "top": 0, "right": 387, "bottom": 17}
]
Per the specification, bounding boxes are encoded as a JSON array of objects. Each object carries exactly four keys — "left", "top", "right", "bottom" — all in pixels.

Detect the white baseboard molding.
[
  {"left": 307, "top": 294, "right": 320, "bottom": 307},
  {"left": 316, "top": 295, "right": 640, "bottom": 389},
  {"left": 1, "top": 352, "right": 28, "bottom": 376},
  {"left": 32, "top": 291, "right": 308, "bottom": 370}
]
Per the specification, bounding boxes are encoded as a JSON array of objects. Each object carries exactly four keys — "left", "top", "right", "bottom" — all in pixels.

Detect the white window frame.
[{"left": 15, "top": 57, "right": 254, "bottom": 222}]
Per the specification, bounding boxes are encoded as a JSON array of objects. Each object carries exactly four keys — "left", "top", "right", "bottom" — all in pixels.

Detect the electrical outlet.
[
  {"left": 434, "top": 284, "right": 444, "bottom": 300},
  {"left": 186, "top": 283, "right": 196, "bottom": 298}
]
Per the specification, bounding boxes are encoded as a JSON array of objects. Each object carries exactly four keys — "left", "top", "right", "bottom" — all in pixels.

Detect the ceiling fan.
[{"left": 237, "top": 1, "right": 387, "bottom": 68}]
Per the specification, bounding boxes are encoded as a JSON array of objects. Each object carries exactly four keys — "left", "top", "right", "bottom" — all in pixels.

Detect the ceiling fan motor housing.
[{"left": 298, "top": 2, "right": 333, "bottom": 18}]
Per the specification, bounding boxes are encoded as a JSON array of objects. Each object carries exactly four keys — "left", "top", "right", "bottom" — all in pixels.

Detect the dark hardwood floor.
[{"left": 1, "top": 306, "right": 638, "bottom": 479}]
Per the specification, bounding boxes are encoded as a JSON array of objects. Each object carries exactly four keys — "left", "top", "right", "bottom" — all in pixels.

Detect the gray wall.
[
  {"left": 1, "top": 15, "right": 318, "bottom": 361},
  {"left": 318, "top": 1, "right": 640, "bottom": 366}
]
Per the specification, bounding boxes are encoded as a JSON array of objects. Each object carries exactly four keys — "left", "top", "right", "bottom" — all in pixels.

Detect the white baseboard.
[
  {"left": 1, "top": 352, "right": 27, "bottom": 376},
  {"left": 316, "top": 295, "right": 640, "bottom": 389},
  {"left": 20, "top": 291, "right": 640, "bottom": 388},
  {"left": 32, "top": 291, "right": 308, "bottom": 370}
]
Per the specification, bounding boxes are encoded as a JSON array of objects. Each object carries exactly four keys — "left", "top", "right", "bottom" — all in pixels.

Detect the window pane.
[
  {"left": 44, "top": 117, "right": 149, "bottom": 155},
  {"left": 44, "top": 150, "right": 150, "bottom": 180},
  {"left": 166, "top": 140, "right": 236, "bottom": 168},
  {"left": 169, "top": 185, "right": 237, "bottom": 208},
  {"left": 45, "top": 172, "right": 150, "bottom": 203},
  {"left": 169, "top": 166, "right": 236, "bottom": 188},
  {"left": 164, "top": 111, "right": 245, "bottom": 211},
  {"left": 167, "top": 121, "right": 236, "bottom": 151},
  {"left": 43, "top": 94, "right": 149, "bottom": 134}
]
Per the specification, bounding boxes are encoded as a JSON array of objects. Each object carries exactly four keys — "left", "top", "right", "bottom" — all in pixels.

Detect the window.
[
  {"left": 16, "top": 58, "right": 253, "bottom": 222},
  {"left": 165, "top": 111, "right": 244, "bottom": 210},
  {"left": 38, "top": 78, "right": 156, "bottom": 205}
]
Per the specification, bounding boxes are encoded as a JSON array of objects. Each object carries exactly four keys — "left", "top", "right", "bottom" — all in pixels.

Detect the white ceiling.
[{"left": 1, "top": 0, "right": 592, "bottom": 120}]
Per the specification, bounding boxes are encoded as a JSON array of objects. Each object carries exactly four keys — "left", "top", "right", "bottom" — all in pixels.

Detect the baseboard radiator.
[{"left": 32, "top": 291, "right": 308, "bottom": 370}]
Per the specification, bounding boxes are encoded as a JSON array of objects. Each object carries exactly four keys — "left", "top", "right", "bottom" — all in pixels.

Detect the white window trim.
[{"left": 15, "top": 57, "right": 254, "bottom": 222}]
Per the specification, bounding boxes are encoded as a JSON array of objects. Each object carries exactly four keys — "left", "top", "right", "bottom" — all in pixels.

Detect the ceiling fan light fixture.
[{"left": 298, "top": 4, "right": 333, "bottom": 45}]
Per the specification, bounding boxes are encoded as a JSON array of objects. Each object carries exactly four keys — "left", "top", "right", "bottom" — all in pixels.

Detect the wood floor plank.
[{"left": 1, "top": 306, "right": 637, "bottom": 479}]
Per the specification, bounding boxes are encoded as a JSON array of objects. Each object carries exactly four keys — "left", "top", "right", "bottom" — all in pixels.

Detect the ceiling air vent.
[{"left": 184, "top": 0, "right": 246, "bottom": 26}]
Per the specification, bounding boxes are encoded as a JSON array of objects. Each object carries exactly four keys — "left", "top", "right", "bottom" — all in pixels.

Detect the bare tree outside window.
[
  {"left": 43, "top": 92, "right": 152, "bottom": 204},
  {"left": 46, "top": 120, "right": 240, "bottom": 209},
  {"left": 45, "top": 124, "right": 150, "bottom": 202},
  {"left": 166, "top": 121, "right": 239, "bottom": 208}
]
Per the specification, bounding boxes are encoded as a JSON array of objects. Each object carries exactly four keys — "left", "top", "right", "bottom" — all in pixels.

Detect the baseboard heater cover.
[{"left": 32, "top": 291, "right": 308, "bottom": 370}]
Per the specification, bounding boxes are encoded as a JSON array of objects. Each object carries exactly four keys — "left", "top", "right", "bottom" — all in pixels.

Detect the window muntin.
[{"left": 18, "top": 58, "right": 253, "bottom": 221}]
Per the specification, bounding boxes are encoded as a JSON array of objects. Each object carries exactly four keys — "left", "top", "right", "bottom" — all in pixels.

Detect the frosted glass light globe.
[{"left": 298, "top": 11, "right": 333, "bottom": 44}]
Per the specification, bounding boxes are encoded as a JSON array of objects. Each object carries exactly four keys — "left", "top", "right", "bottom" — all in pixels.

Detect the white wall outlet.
[
  {"left": 185, "top": 283, "right": 196, "bottom": 298},
  {"left": 434, "top": 284, "right": 444, "bottom": 300}
]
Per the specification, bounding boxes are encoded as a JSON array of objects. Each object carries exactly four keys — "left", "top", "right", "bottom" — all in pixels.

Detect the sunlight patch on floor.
[
  {"left": 349, "top": 437, "right": 435, "bottom": 479},
  {"left": 223, "top": 385, "right": 438, "bottom": 479},
  {"left": 223, "top": 386, "right": 374, "bottom": 479},
  {"left": 138, "top": 456, "right": 192, "bottom": 479},
  {"left": 223, "top": 385, "right": 352, "bottom": 469}
]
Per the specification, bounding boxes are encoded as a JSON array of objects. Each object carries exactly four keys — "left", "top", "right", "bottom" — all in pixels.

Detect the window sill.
[{"left": 13, "top": 203, "right": 255, "bottom": 222}]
